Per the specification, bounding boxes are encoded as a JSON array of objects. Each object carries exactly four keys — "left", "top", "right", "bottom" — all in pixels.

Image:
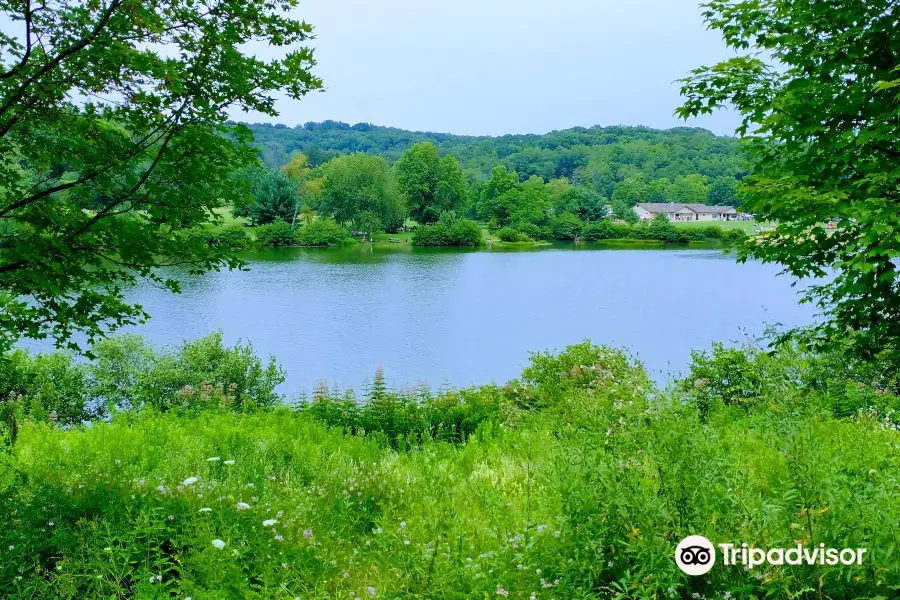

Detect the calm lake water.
[{"left": 39, "top": 245, "right": 817, "bottom": 394}]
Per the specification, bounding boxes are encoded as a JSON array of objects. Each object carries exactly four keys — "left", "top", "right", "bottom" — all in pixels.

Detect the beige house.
[{"left": 634, "top": 203, "right": 736, "bottom": 222}]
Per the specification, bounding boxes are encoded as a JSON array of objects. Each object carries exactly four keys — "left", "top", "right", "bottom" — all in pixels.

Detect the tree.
[
  {"left": 280, "top": 152, "right": 312, "bottom": 227},
  {"left": 677, "top": 0, "right": 900, "bottom": 356},
  {"left": 0, "top": 0, "right": 321, "bottom": 354},
  {"left": 434, "top": 155, "right": 469, "bottom": 216},
  {"left": 395, "top": 142, "right": 440, "bottom": 224},
  {"left": 320, "top": 153, "right": 405, "bottom": 230},
  {"left": 648, "top": 178, "right": 672, "bottom": 203},
  {"left": 611, "top": 177, "right": 649, "bottom": 207},
  {"left": 611, "top": 198, "right": 638, "bottom": 224},
  {"left": 707, "top": 176, "right": 739, "bottom": 206},
  {"left": 477, "top": 165, "right": 520, "bottom": 225},
  {"left": 670, "top": 174, "right": 708, "bottom": 205},
  {"left": 554, "top": 186, "right": 607, "bottom": 222},
  {"left": 246, "top": 170, "right": 299, "bottom": 225}
]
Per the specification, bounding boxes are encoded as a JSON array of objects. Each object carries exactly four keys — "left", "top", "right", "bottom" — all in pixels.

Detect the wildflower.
[
  {"left": 496, "top": 586, "right": 509, "bottom": 597},
  {"left": 536, "top": 524, "right": 547, "bottom": 533},
  {"left": 199, "top": 508, "right": 212, "bottom": 513},
  {"left": 274, "top": 535, "right": 284, "bottom": 542},
  {"left": 212, "top": 539, "right": 226, "bottom": 549},
  {"left": 168, "top": 515, "right": 174, "bottom": 521},
  {"left": 8, "top": 545, "right": 14, "bottom": 550},
  {"left": 403, "top": 540, "right": 410, "bottom": 545},
  {"left": 303, "top": 529, "right": 314, "bottom": 539},
  {"left": 535, "top": 568, "right": 541, "bottom": 574},
  {"left": 48, "top": 521, "right": 55, "bottom": 526},
  {"left": 207, "top": 457, "right": 220, "bottom": 462},
  {"left": 182, "top": 476, "right": 199, "bottom": 486},
  {"left": 156, "top": 485, "right": 168, "bottom": 495},
  {"left": 400, "top": 521, "right": 406, "bottom": 528},
  {"left": 368, "top": 586, "right": 376, "bottom": 597},
  {"left": 724, "top": 593, "right": 732, "bottom": 600},
  {"left": 530, "top": 595, "right": 536, "bottom": 600},
  {"left": 246, "top": 483, "right": 255, "bottom": 488},
  {"left": 281, "top": 562, "right": 287, "bottom": 569},
  {"left": 263, "top": 519, "right": 278, "bottom": 527},
  {"left": 869, "top": 469, "right": 877, "bottom": 476},
  {"left": 236, "top": 502, "right": 251, "bottom": 510}
]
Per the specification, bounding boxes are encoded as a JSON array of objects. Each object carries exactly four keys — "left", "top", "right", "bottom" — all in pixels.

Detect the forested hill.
[{"left": 244, "top": 121, "right": 748, "bottom": 195}]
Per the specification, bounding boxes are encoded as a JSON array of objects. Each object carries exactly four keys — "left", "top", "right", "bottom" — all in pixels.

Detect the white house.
[{"left": 634, "top": 203, "right": 736, "bottom": 222}]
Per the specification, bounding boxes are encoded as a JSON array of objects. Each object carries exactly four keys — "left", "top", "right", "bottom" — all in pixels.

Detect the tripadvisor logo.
[{"left": 675, "top": 536, "right": 867, "bottom": 576}]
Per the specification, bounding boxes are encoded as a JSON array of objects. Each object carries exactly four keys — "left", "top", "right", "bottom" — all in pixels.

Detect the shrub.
[
  {"left": 212, "top": 224, "right": 252, "bottom": 249},
  {"left": 412, "top": 222, "right": 450, "bottom": 246},
  {"left": 255, "top": 219, "right": 297, "bottom": 246},
  {"left": 447, "top": 219, "right": 483, "bottom": 246},
  {"left": 496, "top": 226, "right": 529, "bottom": 242},
  {"left": 550, "top": 212, "right": 584, "bottom": 240},
  {"left": 413, "top": 219, "right": 483, "bottom": 246},
  {"left": 514, "top": 222, "right": 542, "bottom": 240},
  {"left": 296, "top": 218, "right": 353, "bottom": 246},
  {"left": 0, "top": 350, "right": 96, "bottom": 425}
]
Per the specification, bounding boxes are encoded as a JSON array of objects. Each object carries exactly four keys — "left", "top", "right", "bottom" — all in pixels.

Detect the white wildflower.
[
  {"left": 182, "top": 476, "right": 199, "bottom": 486},
  {"left": 211, "top": 539, "right": 226, "bottom": 550},
  {"left": 199, "top": 508, "right": 212, "bottom": 513},
  {"left": 207, "top": 457, "right": 220, "bottom": 462},
  {"left": 263, "top": 519, "right": 278, "bottom": 527},
  {"left": 236, "top": 502, "right": 251, "bottom": 510}
]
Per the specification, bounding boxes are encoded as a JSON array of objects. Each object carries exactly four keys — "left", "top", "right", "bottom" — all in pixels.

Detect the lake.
[{"left": 37, "top": 245, "right": 817, "bottom": 394}]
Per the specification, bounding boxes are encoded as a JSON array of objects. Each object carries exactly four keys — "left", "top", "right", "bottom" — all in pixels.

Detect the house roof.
[{"left": 636, "top": 203, "right": 735, "bottom": 214}]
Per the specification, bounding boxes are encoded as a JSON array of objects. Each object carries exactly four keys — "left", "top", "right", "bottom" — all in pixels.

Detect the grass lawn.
[
  {"left": 371, "top": 230, "right": 414, "bottom": 245},
  {"left": 671, "top": 220, "right": 761, "bottom": 233}
]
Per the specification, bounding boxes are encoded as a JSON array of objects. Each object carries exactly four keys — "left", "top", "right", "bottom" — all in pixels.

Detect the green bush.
[
  {"left": 496, "top": 226, "right": 529, "bottom": 242},
  {"left": 550, "top": 212, "right": 584, "bottom": 240},
  {"left": 1, "top": 340, "right": 897, "bottom": 599},
  {"left": 446, "top": 219, "right": 483, "bottom": 246},
  {"left": 296, "top": 218, "right": 353, "bottom": 246},
  {"left": 412, "top": 222, "right": 450, "bottom": 246},
  {"left": 212, "top": 224, "right": 252, "bottom": 249},
  {"left": 0, "top": 350, "right": 96, "bottom": 425},
  {"left": 255, "top": 219, "right": 297, "bottom": 246},
  {"left": 413, "top": 219, "right": 483, "bottom": 246}
]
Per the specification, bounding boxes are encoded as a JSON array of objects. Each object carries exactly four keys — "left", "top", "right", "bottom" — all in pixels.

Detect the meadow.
[{"left": 1, "top": 337, "right": 897, "bottom": 599}]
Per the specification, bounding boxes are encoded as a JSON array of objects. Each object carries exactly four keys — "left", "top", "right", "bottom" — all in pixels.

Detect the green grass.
[
  {"left": 671, "top": 220, "right": 760, "bottom": 232},
  {"left": 0, "top": 340, "right": 898, "bottom": 598}
]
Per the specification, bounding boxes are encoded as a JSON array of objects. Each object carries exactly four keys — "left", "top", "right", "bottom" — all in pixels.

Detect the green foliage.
[
  {"left": 677, "top": 0, "right": 900, "bottom": 358},
  {"left": 707, "top": 175, "right": 739, "bottom": 206},
  {"left": 0, "top": 350, "right": 96, "bottom": 425},
  {"left": 249, "top": 122, "right": 747, "bottom": 188},
  {"left": 412, "top": 215, "right": 483, "bottom": 247},
  {"left": 549, "top": 212, "right": 585, "bottom": 240},
  {"left": 0, "top": 333, "right": 284, "bottom": 421},
  {"left": 0, "top": 0, "right": 322, "bottom": 354},
  {"left": 611, "top": 177, "right": 649, "bottom": 207},
  {"left": 255, "top": 220, "right": 297, "bottom": 247},
  {"left": 320, "top": 153, "right": 406, "bottom": 231},
  {"left": 244, "top": 169, "right": 300, "bottom": 225},
  {"left": 395, "top": 142, "right": 440, "bottom": 224},
  {"left": 495, "top": 226, "right": 529, "bottom": 242},
  {"left": 2, "top": 340, "right": 895, "bottom": 598},
  {"left": 611, "top": 197, "right": 639, "bottom": 223},
  {"left": 296, "top": 219, "right": 353, "bottom": 247}
]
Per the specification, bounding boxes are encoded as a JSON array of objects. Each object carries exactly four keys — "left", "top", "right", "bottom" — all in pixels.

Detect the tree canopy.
[
  {"left": 677, "top": 0, "right": 900, "bottom": 356},
  {"left": 0, "top": 0, "right": 322, "bottom": 354}
]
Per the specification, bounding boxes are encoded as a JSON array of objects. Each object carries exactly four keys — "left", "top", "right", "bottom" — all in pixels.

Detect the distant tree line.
[{"left": 233, "top": 131, "right": 747, "bottom": 247}]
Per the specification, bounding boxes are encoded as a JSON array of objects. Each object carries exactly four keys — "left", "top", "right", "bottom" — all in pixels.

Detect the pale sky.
[
  {"left": 1, "top": 0, "right": 742, "bottom": 136},
  {"left": 233, "top": 0, "right": 742, "bottom": 136}
]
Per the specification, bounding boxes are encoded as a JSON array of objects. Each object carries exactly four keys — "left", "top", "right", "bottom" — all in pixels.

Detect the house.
[{"left": 634, "top": 203, "right": 737, "bottom": 222}]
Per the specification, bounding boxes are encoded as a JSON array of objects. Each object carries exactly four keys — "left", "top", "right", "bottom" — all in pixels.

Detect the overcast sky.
[
  {"left": 1, "top": 0, "right": 742, "bottom": 136},
  {"left": 234, "top": 0, "right": 742, "bottom": 136}
]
